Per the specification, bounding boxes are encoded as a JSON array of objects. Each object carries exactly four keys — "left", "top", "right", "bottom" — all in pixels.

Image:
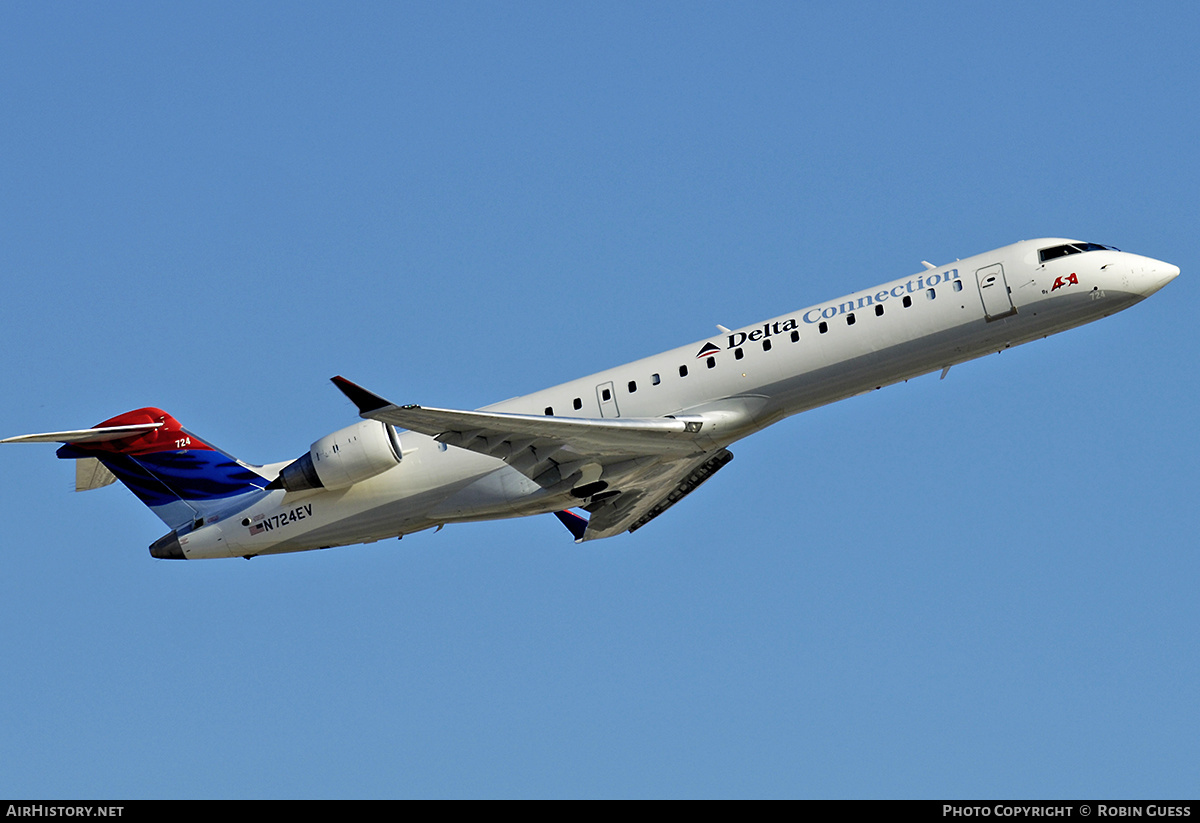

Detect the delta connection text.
[{"left": 724, "top": 269, "right": 961, "bottom": 349}]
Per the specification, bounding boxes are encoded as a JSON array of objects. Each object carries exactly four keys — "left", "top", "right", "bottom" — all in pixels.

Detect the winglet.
[
  {"left": 552, "top": 510, "right": 588, "bottom": 543},
  {"left": 330, "top": 376, "right": 392, "bottom": 415}
]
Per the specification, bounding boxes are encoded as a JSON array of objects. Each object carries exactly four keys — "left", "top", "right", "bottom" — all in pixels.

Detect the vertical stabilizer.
[{"left": 52, "top": 408, "right": 269, "bottom": 528}]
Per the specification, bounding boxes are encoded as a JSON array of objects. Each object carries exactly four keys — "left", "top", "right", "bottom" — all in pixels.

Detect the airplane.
[{"left": 2, "top": 238, "right": 1179, "bottom": 560}]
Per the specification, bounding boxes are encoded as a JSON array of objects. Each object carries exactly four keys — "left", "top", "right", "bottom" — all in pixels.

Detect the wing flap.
[{"left": 582, "top": 449, "right": 734, "bottom": 540}]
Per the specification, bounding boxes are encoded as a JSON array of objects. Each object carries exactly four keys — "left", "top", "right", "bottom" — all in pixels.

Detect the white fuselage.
[{"left": 175, "top": 239, "right": 1178, "bottom": 559}]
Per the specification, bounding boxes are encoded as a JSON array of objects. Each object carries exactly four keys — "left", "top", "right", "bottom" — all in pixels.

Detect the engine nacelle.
[{"left": 276, "top": 420, "right": 402, "bottom": 492}]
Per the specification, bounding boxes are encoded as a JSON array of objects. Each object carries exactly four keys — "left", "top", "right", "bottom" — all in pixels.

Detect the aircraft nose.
[{"left": 1138, "top": 259, "right": 1180, "bottom": 297}]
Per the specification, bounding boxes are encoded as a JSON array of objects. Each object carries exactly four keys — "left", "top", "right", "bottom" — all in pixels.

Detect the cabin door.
[
  {"left": 976, "top": 263, "right": 1016, "bottom": 320},
  {"left": 596, "top": 381, "right": 620, "bottom": 418}
]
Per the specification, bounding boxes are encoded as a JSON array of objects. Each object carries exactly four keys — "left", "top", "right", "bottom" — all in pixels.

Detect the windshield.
[{"left": 1038, "top": 242, "right": 1119, "bottom": 263}]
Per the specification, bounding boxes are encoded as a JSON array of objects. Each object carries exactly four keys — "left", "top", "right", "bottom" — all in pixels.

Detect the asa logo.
[{"left": 1051, "top": 272, "right": 1079, "bottom": 291}]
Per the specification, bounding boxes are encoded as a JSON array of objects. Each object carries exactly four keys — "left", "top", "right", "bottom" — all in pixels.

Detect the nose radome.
[{"left": 1139, "top": 260, "right": 1179, "bottom": 297}]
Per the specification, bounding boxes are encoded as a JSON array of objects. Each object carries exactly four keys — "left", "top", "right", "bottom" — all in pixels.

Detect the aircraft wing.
[
  {"left": 365, "top": 402, "right": 707, "bottom": 455},
  {"left": 332, "top": 376, "right": 705, "bottom": 454},
  {"left": 331, "top": 377, "right": 724, "bottom": 520}
]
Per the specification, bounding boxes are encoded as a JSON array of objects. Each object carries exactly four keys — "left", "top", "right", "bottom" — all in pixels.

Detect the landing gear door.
[
  {"left": 976, "top": 263, "right": 1017, "bottom": 321},
  {"left": 596, "top": 381, "right": 620, "bottom": 418}
]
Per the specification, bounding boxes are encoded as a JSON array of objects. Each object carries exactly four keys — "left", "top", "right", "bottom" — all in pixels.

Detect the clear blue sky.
[{"left": 1, "top": 1, "right": 1196, "bottom": 799}]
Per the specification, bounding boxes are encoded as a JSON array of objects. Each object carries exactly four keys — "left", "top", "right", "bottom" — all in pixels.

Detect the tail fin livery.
[{"left": 9, "top": 408, "right": 269, "bottom": 529}]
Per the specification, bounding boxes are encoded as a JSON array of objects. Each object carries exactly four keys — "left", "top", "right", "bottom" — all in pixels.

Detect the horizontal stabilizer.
[{"left": 0, "top": 422, "right": 164, "bottom": 445}]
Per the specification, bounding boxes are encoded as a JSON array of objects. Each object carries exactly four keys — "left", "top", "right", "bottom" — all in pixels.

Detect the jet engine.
[{"left": 275, "top": 420, "right": 402, "bottom": 492}]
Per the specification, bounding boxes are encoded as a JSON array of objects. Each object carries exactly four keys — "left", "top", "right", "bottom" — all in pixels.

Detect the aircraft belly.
[
  {"left": 428, "top": 465, "right": 549, "bottom": 521},
  {"left": 250, "top": 489, "right": 456, "bottom": 553},
  {"left": 1019, "top": 287, "right": 1142, "bottom": 334},
  {"left": 224, "top": 444, "right": 506, "bottom": 555}
]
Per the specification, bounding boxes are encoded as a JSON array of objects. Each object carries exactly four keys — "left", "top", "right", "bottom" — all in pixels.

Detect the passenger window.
[
  {"left": 875, "top": 304, "right": 884, "bottom": 316},
  {"left": 601, "top": 388, "right": 611, "bottom": 401},
  {"left": 734, "top": 348, "right": 744, "bottom": 360},
  {"left": 706, "top": 356, "right": 716, "bottom": 369},
  {"left": 763, "top": 339, "right": 772, "bottom": 351},
  {"left": 544, "top": 407, "right": 553, "bottom": 416},
  {"left": 927, "top": 288, "right": 936, "bottom": 300},
  {"left": 652, "top": 373, "right": 661, "bottom": 385},
  {"left": 679, "top": 365, "right": 688, "bottom": 377},
  {"left": 953, "top": 280, "right": 963, "bottom": 292},
  {"left": 846, "top": 313, "right": 856, "bottom": 326},
  {"left": 819, "top": 321, "right": 828, "bottom": 334},
  {"left": 573, "top": 397, "right": 582, "bottom": 410},
  {"left": 790, "top": 330, "right": 799, "bottom": 342},
  {"left": 902, "top": 295, "right": 912, "bottom": 308},
  {"left": 627, "top": 381, "right": 637, "bottom": 393}
]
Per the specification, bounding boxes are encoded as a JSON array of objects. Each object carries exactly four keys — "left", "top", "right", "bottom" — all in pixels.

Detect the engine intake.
[{"left": 276, "top": 420, "right": 402, "bottom": 492}]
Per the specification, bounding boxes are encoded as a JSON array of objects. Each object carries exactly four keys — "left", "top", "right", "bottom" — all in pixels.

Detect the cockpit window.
[{"left": 1038, "top": 242, "right": 1119, "bottom": 263}]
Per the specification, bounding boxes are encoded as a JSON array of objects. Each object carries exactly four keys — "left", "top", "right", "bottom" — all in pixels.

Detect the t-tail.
[{"left": 3, "top": 407, "right": 270, "bottom": 531}]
